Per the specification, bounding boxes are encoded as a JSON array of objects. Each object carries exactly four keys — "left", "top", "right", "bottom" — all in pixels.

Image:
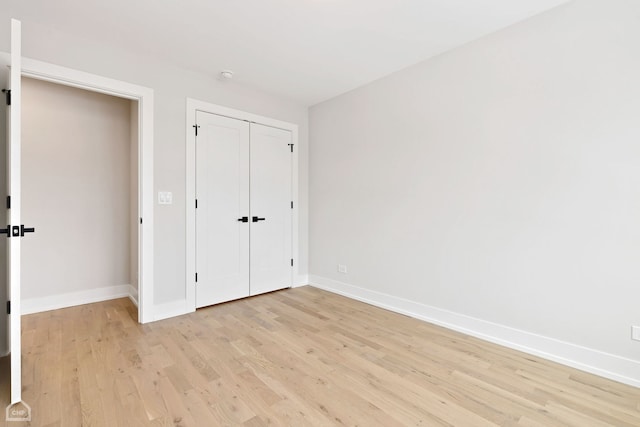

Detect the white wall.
[
  {"left": 21, "top": 77, "right": 132, "bottom": 304},
  {"left": 309, "top": 0, "right": 640, "bottom": 386},
  {"left": 0, "top": 15, "right": 309, "bottom": 333}
]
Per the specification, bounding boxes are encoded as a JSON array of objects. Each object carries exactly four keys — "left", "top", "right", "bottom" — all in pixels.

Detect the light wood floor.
[{"left": 1, "top": 286, "right": 639, "bottom": 426}]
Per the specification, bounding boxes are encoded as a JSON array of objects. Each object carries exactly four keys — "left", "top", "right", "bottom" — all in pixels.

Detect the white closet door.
[
  {"left": 249, "top": 123, "right": 293, "bottom": 296},
  {"left": 195, "top": 112, "right": 250, "bottom": 308}
]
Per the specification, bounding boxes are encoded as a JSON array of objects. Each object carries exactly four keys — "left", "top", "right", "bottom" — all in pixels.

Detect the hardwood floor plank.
[
  {"left": 157, "top": 375, "right": 197, "bottom": 427},
  {"left": 1, "top": 287, "right": 638, "bottom": 427}
]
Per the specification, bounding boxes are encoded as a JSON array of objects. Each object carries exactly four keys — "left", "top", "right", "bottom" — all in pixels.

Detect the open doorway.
[
  {"left": 21, "top": 77, "right": 140, "bottom": 314},
  {"left": 17, "top": 57, "right": 154, "bottom": 324}
]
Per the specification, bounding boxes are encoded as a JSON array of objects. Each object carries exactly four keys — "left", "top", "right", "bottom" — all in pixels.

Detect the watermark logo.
[{"left": 5, "top": 401, "right": 31, "bottom": 422}]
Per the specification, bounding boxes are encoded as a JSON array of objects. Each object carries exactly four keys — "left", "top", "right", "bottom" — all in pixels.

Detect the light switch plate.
[
  {"left": 632, "top": 326, "right": 640, "bottom": 341},
  {"left": 158, "top": 191, "right": 173, "bottom": 205}
]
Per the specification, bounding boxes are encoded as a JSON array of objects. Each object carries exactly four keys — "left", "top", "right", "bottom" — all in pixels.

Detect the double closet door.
[{"left": 195, "top": 111, "right": 293, "bottom": 308}]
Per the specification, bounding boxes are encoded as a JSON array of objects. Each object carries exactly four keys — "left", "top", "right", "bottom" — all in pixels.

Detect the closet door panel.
[
  {"left": 196, "top": 112, "right": 250, "bottom": 307},
  {"left": 249, "top": 123, "right": 293, "bottom": 296}
]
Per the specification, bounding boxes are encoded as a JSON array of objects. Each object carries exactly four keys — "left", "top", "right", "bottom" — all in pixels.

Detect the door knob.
[
  {"left": 237, "top": 217, "right": 249, "bottom": 223},
  {"left": 252, "top": 216, "right": 266, "bottom": 222}
]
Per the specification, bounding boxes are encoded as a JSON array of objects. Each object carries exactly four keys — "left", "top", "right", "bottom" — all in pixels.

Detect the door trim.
[
  {"left": 18, "top": 57, "right": 155, "bottom": 324},
  {"left": 185, "top": 98, "right": 299, "bottom": 312}
]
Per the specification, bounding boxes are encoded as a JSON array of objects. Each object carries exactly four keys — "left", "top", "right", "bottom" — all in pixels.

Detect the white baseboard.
[
  {"left": 128, "top": 284, "right": 139, "bottom": 307},
  {"left": 308, "top": 275, "right": 640, "bottom": 389},
  {"left": 292, "top": 274, "right": 309, "bottom": 288},
  {"left": 149, "top": 279, "right": 310, "bottom": 323},
  {"left": 152, "top": 299, "right": 193, "bottom": 322},
  {"left": 22, "top": 284, "right": 132, "bottom": 315}
]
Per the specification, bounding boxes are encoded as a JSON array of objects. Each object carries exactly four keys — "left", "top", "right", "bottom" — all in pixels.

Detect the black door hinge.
[
  {"left": 6, "top": 195, "right": 10, "bottom": 209},
  {"left": 6, "top": 301, "right": 10, "bottom": 315},
  {"left": 195, "top": 272, "right": 198, "bottom": 283},
  {"left": 288, "top": 143, "right": 294, "bottom": 153},
  {"left": 193, "top": 125, "right": 200, "bottom": 136},
  {"left": 140, "top": 217, "right": 143, "bottom": 224},
  {"left": 291, "top": 201, "right": 293, "bottom": 209},
  {"left": 195, "top": 199, "right": 198, "bottom": 209},
  {"left": 2, "top": 89, "right": 10, "bottom": 106},
  {"left": 291, "top": 259, "right": 294, "bottom": 267}
]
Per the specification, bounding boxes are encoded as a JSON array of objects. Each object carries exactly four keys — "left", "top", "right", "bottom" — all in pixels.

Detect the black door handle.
[
  {"left": 252, "top": 216, "right": 266, "bottom": 222},
  {"left": 237, "top": 217, "right": 248, "bottom": 223},
  {"left": 0, "top": 224, "right": 35, "bottom": 238},
  {"left": 21, "top": 225, "right": 35, "bottom": 236}
]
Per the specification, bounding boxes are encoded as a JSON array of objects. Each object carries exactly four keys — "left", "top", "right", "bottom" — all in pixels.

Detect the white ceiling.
[{"left": 2, "top": 0, "right": 568, "bottom": 106}]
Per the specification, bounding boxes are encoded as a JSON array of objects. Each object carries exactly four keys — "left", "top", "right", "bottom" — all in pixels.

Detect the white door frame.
[
  {"left": 19, "top": 57, "right": 155, "bottom": 323},
  {"left": 185, "top": 98, "right": 299, "bottom": 312}
]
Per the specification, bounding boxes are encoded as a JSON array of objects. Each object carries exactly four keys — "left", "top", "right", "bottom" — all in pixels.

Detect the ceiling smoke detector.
[{"left": 220, "top": 70, "right": 234, "bottom": 80}]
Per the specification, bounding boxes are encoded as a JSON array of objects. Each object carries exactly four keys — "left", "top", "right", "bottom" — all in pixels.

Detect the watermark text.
[{"left": 6, "top": 401, "right": 31, "bottom": 422}]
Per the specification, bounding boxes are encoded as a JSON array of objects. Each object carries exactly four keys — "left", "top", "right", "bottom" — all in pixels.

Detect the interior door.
[
  {"left": 5, "top": 18, "right": 22, "bottom": 404},
  {"left": 249, "top": 123, "right": 293, "bottom": 296},
  {"left": 195, "top": 111, "right": 250, "bottom": 308}
]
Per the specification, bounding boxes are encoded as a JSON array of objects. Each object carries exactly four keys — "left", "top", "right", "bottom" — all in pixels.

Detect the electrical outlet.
[
  {"left": 337, "top": 264, "right": 348, "bottom": 274},
  {"left": 632, "top": 326, "right": 640, "bottom": 341}
]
